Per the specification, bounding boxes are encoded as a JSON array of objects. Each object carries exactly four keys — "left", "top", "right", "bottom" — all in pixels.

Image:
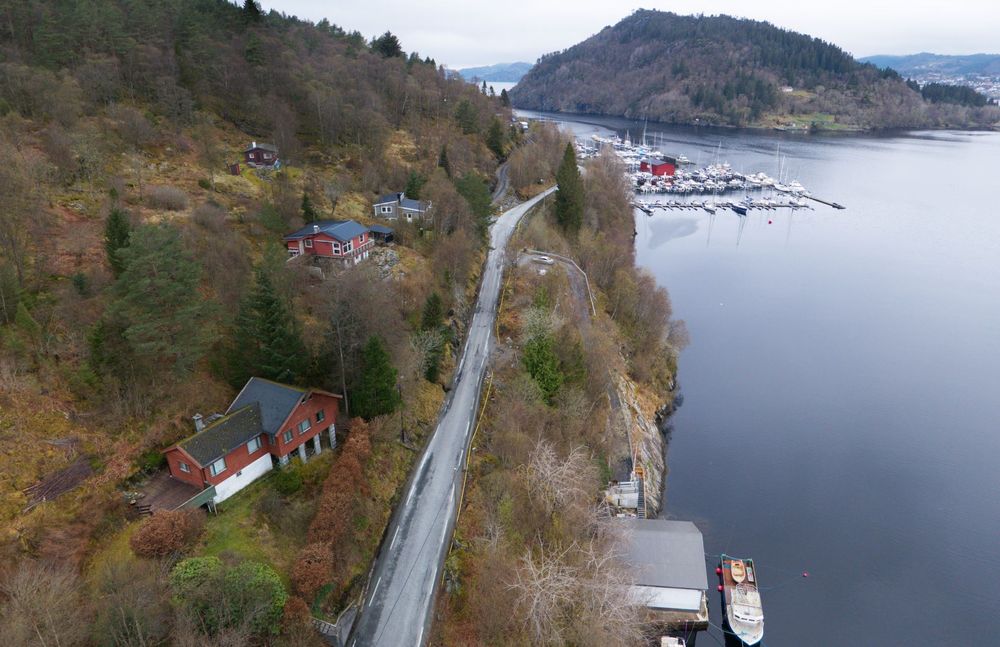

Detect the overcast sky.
[{"left": 260, "top": 1, "right": 1000, "bottom": 69}]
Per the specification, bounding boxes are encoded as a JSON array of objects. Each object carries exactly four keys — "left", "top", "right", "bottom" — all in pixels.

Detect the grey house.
[{"left": 373, "top": 192, "right": 432, "bottom": 223}]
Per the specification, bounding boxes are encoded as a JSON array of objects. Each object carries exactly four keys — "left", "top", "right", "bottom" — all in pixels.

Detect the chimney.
[
  {"left": 251, "top": 141, "right": 256, "bottom": 149},
  {"left": 193, "top": 413, "right": 204, "bottom": 432},
  {"left": 313, "top": 224, "right": 320, "bottom": 234}
]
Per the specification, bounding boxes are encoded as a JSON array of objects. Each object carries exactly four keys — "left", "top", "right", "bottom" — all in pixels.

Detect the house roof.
[
  {"left": 374, "top": 192, "right": 403, "bottom": 206},
  {"left": 400, "top": 197, "right": 430, "bottom": 212},
  {"left": 227, "top": 377, "right": 307, "bottom": 438},
  {"left": 369, "top": 224, "right": 394, "bottom": 234},
  {"left": 245, "top": 142, "right": 278, "bottom": 153},
  {"left": 179, "top": 403, "right": 264, "bottom": 466},
  {"left": 283, "top": 220, "right": 369, "bottom": 243},
  {"left": 618, "top": 519, "right": 708, "bottom": 591}
]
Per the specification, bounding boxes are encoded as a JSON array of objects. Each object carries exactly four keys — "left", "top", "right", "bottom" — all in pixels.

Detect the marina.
[{"left": 577, "top": 132, "right": 846, "bottom": 213}]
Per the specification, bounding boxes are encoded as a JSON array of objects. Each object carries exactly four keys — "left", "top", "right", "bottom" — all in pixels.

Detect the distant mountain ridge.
[
  {"left": 511, "top": 10, "right": 999, "bottom": 131},
  {"left": 457, "top": 62, "right": 532, "bottom": 83},
  {"left": 861, "top": 53, "right": 1000, "bottom": 76}
]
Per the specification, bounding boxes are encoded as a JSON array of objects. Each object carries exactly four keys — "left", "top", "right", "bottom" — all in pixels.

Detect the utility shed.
[{"left": 619, "top": 519, "right": 709, "bottom": 633}]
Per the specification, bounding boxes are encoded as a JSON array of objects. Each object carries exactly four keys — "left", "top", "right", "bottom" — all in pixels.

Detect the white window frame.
[
  {"left": 305, "top": 239, "right": 313, "bottom": 248},
  {"left": 298, "top": 419, "right": 311, "bottom": 434},
  {"left": 247, "top": 436, "right": 261, "bottom": 453},
  {"left": 209, "top": 457, "right": 227, "bottom": 477},
  {"left": 380, "top": 205, "right": 393, "bottom": 214},
  {"left": 316, "top": 409, "right": 325, "bottom": 423},
  {"left": 179, "top": 461, "right": 191, "bottom": 473},
  {"left": 344, "top": 241, "right": 352, "bottom": 253},
  {"left": 282, "top": 430, "right": 293, "bottom": 444}
]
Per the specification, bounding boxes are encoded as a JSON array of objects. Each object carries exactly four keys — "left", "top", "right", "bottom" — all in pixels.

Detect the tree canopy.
[
  {"left": 352, "top": 335, "right": 400, "bottom": 420},
  {"left": 103, "top": 207, "right": 131, "bottom": 278},
  {"left": 229, "top": 265, "right": 309, "bottom": 387},
  {"left": 554, "top": 143, "right": 583, "bottom": 233},
  {"left": 108, "top": 223, "right": 214, "bottom": 375}
]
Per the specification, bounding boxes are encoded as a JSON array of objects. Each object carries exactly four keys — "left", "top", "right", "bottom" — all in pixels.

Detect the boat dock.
[
  {"left": 805, "top": 195, "right": 846, "bottom": 209},
  {"left": 634, "top": 198, "right": 815, "bottom": 215}
]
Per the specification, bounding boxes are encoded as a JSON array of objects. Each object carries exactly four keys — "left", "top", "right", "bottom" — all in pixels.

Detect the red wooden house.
[
  {"left": 244, "top": 141, "right": 279, "bottom": 168},
  {"left": 163, "top": 378, "right": 341, "bottom": 503},
  {"left": 283, "top": 220, "right": 376, "bottom": 264},
  {"left": 639, "top": 157, "right": 677, "bottom": 177}
]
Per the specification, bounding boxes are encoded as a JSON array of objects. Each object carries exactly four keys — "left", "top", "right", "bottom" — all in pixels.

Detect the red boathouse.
[{"left": 640, "top": 157, "right": 677, "bottom": 177}]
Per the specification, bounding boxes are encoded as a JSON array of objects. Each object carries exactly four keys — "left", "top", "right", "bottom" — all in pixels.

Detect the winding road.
[{"left": 347, "top": 187, "right": 556, "bottom": 647}]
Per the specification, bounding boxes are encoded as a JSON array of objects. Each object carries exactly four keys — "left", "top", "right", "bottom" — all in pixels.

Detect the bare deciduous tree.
[
  {"left": 521, "top": 440, "right": 597, "bottom": 518},
  {"left": 0, "top": 561, "right": 90, "bottom": 647}
]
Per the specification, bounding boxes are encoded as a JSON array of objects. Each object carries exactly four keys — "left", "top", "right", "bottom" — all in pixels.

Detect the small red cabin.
[
  {"left": 640, "top": 157, "right": 677, "bottom": 177},
  {"left": 244, "top": 141, "right": 279, "bottom": 168}
]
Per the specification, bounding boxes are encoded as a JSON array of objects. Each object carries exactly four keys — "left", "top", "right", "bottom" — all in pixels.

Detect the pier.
[
  {"left": 634, "top": 198, "right": 815, "bottom": 214},
  {"left": 806, "top": 195, "right": 847, "bottom": 209}
]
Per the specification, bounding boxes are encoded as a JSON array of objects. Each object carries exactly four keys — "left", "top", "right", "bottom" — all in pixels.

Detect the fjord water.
[{"left": 521, "top": 112, "right": 1000, "bottom": 645}]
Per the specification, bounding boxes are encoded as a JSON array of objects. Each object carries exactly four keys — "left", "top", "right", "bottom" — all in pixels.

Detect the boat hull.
[{"left": 719, "top": 555, "right": 764, "bottom": 646}]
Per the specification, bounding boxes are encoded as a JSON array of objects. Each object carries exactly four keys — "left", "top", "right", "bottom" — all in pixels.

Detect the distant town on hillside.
[{"left": 861, "top": 53, "right": 1000, "bottom": 103}]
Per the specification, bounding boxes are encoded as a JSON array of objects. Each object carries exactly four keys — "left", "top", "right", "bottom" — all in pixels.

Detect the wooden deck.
[{"left": 138, "top": 471, "right": 205, "bottom": 512}]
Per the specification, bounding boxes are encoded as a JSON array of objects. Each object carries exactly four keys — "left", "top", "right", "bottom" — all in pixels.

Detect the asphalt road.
[
  {"left": 491, "top": 161, "right": 509, "bottom": 202},
  {"left": 348, "top": 187, "right": 556, "bottom": 647}
]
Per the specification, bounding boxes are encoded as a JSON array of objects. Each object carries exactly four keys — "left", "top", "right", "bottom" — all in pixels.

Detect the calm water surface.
[{"left": 520, "top": 111, "right": 1000, "bottom": 645}]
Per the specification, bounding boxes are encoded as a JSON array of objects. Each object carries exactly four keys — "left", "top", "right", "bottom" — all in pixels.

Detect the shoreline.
[{"left": 513, "top": 106, "right": 1000, "bottom": 136}]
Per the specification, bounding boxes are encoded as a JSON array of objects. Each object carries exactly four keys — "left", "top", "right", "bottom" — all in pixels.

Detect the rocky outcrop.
[{"left": 612, "top": 373, "right": 667, "bottom": 515}]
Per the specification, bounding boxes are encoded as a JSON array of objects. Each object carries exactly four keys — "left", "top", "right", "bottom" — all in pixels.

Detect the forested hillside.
[
  {"left": 0, "top": 1, "right": 516, "bottom": 643},
  {"left": 511, "top": 10, "right": 1000, "bottom": 130}
]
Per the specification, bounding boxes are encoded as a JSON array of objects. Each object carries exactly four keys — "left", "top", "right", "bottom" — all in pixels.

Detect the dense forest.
[
  {"left": 913, "top": 80, "right": 991, "bottom": 107},
  {"left": 511, "top": 10, "right": 1000, "bottom": 130},
  {"left": 0, "top": 0, "right": 517, "bottom": 644}
]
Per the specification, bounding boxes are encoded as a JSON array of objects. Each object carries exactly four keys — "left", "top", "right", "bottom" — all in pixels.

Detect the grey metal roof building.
[{"left": 619, "top": 519, "right": 709, "bottom": 615}]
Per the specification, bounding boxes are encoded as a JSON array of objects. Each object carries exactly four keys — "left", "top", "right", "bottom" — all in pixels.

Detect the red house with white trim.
[
  {"left": 163, "top": 378, "right": 341, "bottom": 503},
  {"left": 244, "top": 141, "right": 279, "bottom": 168},
  {"left": 283, "top": 220, "right": 376, "bottom": 265},
  {"left": 639, "top": 157, "right": 677, "bottom": 177}
]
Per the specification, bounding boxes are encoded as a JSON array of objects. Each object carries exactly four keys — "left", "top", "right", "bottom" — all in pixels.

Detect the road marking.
[
  {"left": 369, "top": 576, "right": 382, "bottom": 605},
  {"left": 417, "top": 624, "right": 424, "bottom": 646},
  {"left": 390, "top": 526, "right": 401, "bottom": 550}
]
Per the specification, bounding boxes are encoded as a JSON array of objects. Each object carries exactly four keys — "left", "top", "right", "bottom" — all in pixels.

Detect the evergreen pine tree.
[
  {"left": 454, "top": 99, "right": 479, "bottom": 134},
  {"left": 104, "top": 208, "right": 131, "bottom": 278},
  {"left": 242, "top": 0, "right": 262, "bottom": 21},
  {"left": 371, "top": 31, "right": 403, "bottom": 58},
  {"left": 404, "top": 171, "right": 425, "bottom": 200},
  {"left": 110, "top": 224, "right": 215, "bottom": 375},
  {"left": 230, "top": 267, "right": 308, "bottom": 386},
  {"left": 421, "top": 292, "right": 444, "bottom": 331},
  {"left": 500, "top": 89, "right": 511, "bottom": 108},
  {"left": 554, "top": 143, "right": 584, "bottom": 233},
  {"left": 438, "top": 145, "right": 452, "bottom": 178},
  {"left": 523, "top": 334, "right": 563, "bottom": 403},
  {"left": 0, "top": 262, "right": 20, "bottom": 325},
  {"left": 301, "top": 192, "right": 318, "bottom": 223},
  {"left": 454, "top": 173, "right": 493, "bottom": 240},
  {"left": 486, "top": 118, "right": 506, "bottom": 159},
  {"left": 353, "top": 336, "right": 400, "bottom": 420}
]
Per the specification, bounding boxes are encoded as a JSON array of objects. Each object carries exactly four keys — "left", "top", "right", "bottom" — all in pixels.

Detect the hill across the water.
[{"left": 511, "top": 10, "right": 1000, "bottom": 131}]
